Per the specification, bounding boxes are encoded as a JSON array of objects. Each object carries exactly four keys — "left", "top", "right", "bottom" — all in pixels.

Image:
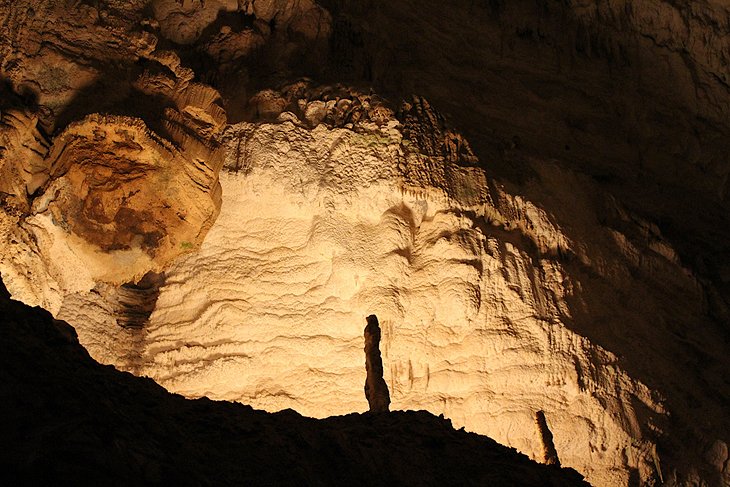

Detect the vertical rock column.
[
  {"left": 535, "top": 410, "right": 561, "bottom": 466},
  {"left": 364, "top": 314, "right": 390, "bottom": 413}
]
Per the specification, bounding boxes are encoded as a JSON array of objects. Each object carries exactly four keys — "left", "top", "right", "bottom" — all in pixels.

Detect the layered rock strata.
[
  {"left": 48, "top": 111, "right": 668, "bottom": 486},
  {"left": 0, "top": 278, "right": 589, "bottom": 487},
  {"left": 3, "top": 91, "right": 727, "bottom": 486},
  {"left": 1, "top": 2, "right": 729, "bottom": 487}
]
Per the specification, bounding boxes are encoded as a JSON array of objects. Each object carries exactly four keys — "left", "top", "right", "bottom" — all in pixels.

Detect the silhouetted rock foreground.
[{"left": 0, "top": 279, "right": 587, "bottom": 486}]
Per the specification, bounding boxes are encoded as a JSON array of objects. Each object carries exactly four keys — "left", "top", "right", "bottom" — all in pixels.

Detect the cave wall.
[{"left": 1, "top": 1, "right": 729, "bottom": 486}]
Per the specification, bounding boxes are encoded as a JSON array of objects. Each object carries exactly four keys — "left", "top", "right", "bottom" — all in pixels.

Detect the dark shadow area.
[
  {"left": 0, "top": 75, "right": 39, "bottom": 113},
  {"left": 198, "top": 9, "right": 257, "bottom": 40},
  {"left": 51, "top": 58, "right": 179, "bottom": 142},
  {"left": 0, "top": 75, "right": 52, "bottom": 141},
  {"left": 116, "top": 271, "right": 165, "bottom": 329}
]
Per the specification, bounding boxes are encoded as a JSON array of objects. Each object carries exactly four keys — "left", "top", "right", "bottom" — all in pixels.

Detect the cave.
[{"left": 1, "top": 1, "right": 729, "bottom": 486}]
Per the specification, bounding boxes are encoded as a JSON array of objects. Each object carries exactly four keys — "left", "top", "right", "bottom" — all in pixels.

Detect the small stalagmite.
[
  {"left": 535, "top": 410, "right": 561, "bottom": 467},
  {"left": 364, "top": 314, "right": 390, "bottom": 413}
]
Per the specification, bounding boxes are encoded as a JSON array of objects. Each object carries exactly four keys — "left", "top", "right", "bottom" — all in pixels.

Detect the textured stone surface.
[
  {"left": 1, "top": 105, "right": 223, "bottom": 313},
  {"left": 47, "top": 108, "right": 728, "bottom": 485},
  {"left": 0, "top": 0, "right": 227, "bottom": 311},
  {"left": 1, "top": 1, "right": 730, "bottom": 486},
  {"left": 4, "top": 101, "right": 727, "bottom": 485},
  {"left": 51, "top": 116, "right": 666, "bottom": 486},
  {"left": 0, "top": 107, "right": 49, "bottom": 212},
  {"left": 0, "top": 279, "right": 589, "bottom": 487}
]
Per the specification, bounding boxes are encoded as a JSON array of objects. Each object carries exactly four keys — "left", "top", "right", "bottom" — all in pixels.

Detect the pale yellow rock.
[
  {"left": 4, "top": 103, "right": 725, "bottom": 486},
  {"left": 1, "top": 2, "right": 728, "bottom": 485},
  {"left": 51, "top": 120, "right": 665, "bottom": 487}
]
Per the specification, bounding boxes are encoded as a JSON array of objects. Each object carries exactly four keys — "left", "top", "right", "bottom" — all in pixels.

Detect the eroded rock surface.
[
  {"left": 0, "top": 278, "right": 589, "bottom": 487},
  {"left": 38, "top": 114, "right": 218, "bottom": 254},
  {"left": 2, "top": 108, "right": 223, "bottom": 314},
  {"left": 0, "top": 106, "right": 49, "bottom": 212},
  {"left": 1, "top": 2, "right": 729, "bottom": 487},
  {"left": 0, "top": 1, "right": 227, "bottom": 312},
  {"left": 53, "top": 111, "right": 667, "bottom": 486},
  {"left": 43, "top": 97, "right": 729, "bottom": 486}
]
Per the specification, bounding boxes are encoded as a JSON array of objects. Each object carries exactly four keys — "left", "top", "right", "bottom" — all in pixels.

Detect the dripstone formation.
[
  {"left": 535, "top": 410, "right": 561, "bottom": 467},
  {"left": 364, "top": 314, "right": 390, "bottom": 413},
  {"left": 1, "top": 1, "right": 729, "bottom": 485}
]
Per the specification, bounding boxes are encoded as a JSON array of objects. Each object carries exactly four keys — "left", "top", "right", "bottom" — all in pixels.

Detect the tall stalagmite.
[
  {"left": 364, "top": 314, "right": 390, "bottom": 413},
  {"left": 536, "top": 410, "right": 561, "bottom": 467},
  {"left": 1, "top": 1, "right": 729, "bottom": 485}
]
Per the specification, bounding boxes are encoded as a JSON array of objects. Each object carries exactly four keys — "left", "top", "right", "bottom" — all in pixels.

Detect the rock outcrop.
[
  {"left": 536, "top": 410, "right": 561, "bottom": 467},
  {"left": 38, "top": 114, "right": 219, "bottom": 254},
  {"left": 2, "top": 108, "right": 223, "bottom": 314},
  {"left": 0, "top": 107, "right": 49, "bottom": 213},
  {"left": 7, "top": 95, "right": 727, "bottom": 485},
  {"left": 364, "top": 315, "right": 390, "bottom": 413},
  {"left": 52, "top": 114, "right": 658, "bottom": 486},
  {"left": 0, "top": 2, "right": 227, "bottom": 312}
]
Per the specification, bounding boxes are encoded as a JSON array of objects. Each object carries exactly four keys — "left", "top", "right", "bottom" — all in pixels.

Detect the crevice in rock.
[{"left": 115, "top": 271, "right": 165, "bottom": 329}]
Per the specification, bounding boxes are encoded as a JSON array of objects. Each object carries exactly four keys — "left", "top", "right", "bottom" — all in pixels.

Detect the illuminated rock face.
[
  {"left": 4, "top": 105, "right": 728, "bottom": 486},
  {"left": 2, "top": 1, "right": 730, "bottom": 487},
  {"left": 1, "top": 107, "right": 223, "bottom": 314},
  {"left": 39, "top": 115, "right": 218, "bottom": 255},
  {"left": 0, "top": 22, "right": 226, "bottom": 313},
  {"left": 48, "top": 118, "right": 670, "bottom": 486}
]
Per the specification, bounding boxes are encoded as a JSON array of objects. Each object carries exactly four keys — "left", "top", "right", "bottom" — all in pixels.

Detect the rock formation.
[
  {"left": 0, "top": 3, "right": 227, "bottom": 312},
  {"left": 535, "top": 410, "right": 560, "bottom": 467},
  {"left": 0, "top": 278, "right": 589, "bottom": 486},
  {"left": 114, "top": 271, "right": 165, "bottom": 329},
  {"left": 0, "top": 106, "right": 49, "bottom": 213},
  {"left": 1, "top": 1, "right": 729, "bottom": 486},
  {"left": 364, "top": 314, "right": 390, "bottom": 413},
  {"left": 34, "top": 100, "right": 675, "bottom": 486}
]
